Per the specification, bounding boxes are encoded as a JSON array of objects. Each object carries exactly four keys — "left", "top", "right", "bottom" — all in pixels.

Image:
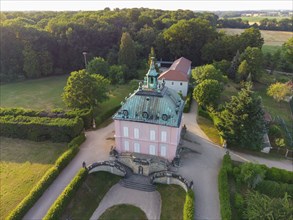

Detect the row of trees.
[
  {"left": 218, "top": 17, "right": 293, "bottom": 31},
  {"left": 1, "top": 9, "right": 264, "bottom": 83}
]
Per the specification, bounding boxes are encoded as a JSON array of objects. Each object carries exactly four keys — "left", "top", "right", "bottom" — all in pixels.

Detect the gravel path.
[
  {"left": 90, "top": 184, "right": 161, "bottom": 220},
  {"left": 179, "top": 100, "right": 292, "bottom": 220},
  {"left": 24, "top": 123, "right": 115, "bottom": 220}
]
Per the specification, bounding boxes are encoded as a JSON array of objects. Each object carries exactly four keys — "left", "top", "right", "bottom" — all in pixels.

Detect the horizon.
[{"left": 1, "top": 0, "right": 292, "bottom": 12}]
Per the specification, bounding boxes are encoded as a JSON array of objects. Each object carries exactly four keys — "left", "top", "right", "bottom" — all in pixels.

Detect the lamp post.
[{"left": 82, "top": 51, "right": 87, "bottom": 68}]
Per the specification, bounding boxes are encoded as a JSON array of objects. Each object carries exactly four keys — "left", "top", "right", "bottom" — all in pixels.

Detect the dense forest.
[{"left": 0, "top": 8, "right": 291, "bottom": 83}]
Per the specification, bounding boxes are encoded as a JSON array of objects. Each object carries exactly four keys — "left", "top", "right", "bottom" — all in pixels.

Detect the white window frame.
[
  {"left": 150, "top": 130, "right": 156, "bottom": 141},
  {"left": 134, "top": 143, "right": 140, "bottom": 153},
  {"left": 124, "top": 141, "right": 129, "bottom": 151},
  {"left": 134, "top": 128, "right": 139, "bottom": 139},
  {"left": 149, "top": 145, "right": 156, "bottom": 155},
  {"left": 160, "top": 145, "right": 167, "bottom": 157},
  {"left": 123, "top": 127, "right": 129, "bottom": 137},
  {"left": 161, "top": 131, "right": 167, "bottom": 142}
]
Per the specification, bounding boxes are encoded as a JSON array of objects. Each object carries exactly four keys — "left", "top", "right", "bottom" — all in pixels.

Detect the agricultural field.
[
  {"left": 218, "top": 28, "right": 292, "bottom": 46},
  {"left": 0, "top": 138, "right": 66, "bottom": 218},
  {"left": 228, "top": 16, "right": 291, "bottom": 24}
]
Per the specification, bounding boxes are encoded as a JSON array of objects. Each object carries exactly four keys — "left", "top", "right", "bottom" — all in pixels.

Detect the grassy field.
[
  {"left": 157, "top": 184, "right": 186, "bottom": 220},
  {"left": 0, "top": 138, "right": 66, "bottom": 218},
  {"left": 261, "top": 45, "right": 281, "bottom": 54},
  {"left": 197, "top": 116, "right": 222, "bottom": 146},
  {"left": 228, "top": 16, "right": 291, "bottom": 24},
  {"left": 99, "top": 204, "right": 147, "bottom": 220},
  {"left": 219, "top": 28, "right": 292, "bottom": 46},
  {"left": 0, "top": 75, "right": 137, "bottom": 112},
  {"left": 61, "top": 172, "right": 121, "bottom": 220},
  {"left": 0, "top": 75, "right": 68, "bottom": 110}
]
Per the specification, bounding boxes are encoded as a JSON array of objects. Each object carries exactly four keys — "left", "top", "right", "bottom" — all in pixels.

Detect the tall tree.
[
  {"left": 86, "top": 57, "right": 109, "bottom": 77},
  {"left": 62, "top": 70, "right": 110, "bottom": 109},
  {"left": 118, "top": 32, "right": 137, "bottom": 71},
  {"left": 240, "top": 47, "right": 263, "bottom": 81},
  {"left": 22, "top": 43, "right": 41, "bottom": 78},
  {"left": 192, "top": 64, "right": 227, "bottom": 84},
  {"left": 217, "top": 83, "right": 266, "bottom": 150},
  {"left": 227, "top": 50, "right": 241, "bottom": 80},
  {"left": 239, "top": 27, "right": 264, "bottom": 51}
]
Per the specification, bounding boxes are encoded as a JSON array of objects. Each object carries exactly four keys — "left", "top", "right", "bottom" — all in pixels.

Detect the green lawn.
[
  {"left": 219, "top": 28, "right": 292, "bottom": 46},
  {"left": 197, "top": 116, "right": 222, "bottom": 146},
  {"left": 157, "top": 184, "right": 186, "bottom": 220},
  {"left": 0, "top": 137, "right": 66, "bottom": 218},
  {"left": 0, "top": 75, "right": 68, "bottom": 110},
  {"left": 99, "top": 204, "right": 147, "bottom": 220},
  {"left": 61, "top": 172, "right": 121, "bottom": 220}
]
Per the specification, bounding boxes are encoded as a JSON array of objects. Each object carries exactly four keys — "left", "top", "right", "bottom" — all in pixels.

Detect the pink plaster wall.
[{"left": 114, "top": 120, "right": 182, "bottom": 161}]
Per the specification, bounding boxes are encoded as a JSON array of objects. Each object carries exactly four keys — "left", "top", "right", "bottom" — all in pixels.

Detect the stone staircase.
[
  {"left": 119, "top": 174, "right": 156, "bottom": 192},
  {"left": 116, "top": 161, "right": 156, "bottom": 192}
]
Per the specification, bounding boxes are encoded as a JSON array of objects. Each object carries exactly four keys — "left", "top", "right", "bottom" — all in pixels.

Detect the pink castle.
[{"left": 113, "top": 58, "right": 184, "bottom": 161}]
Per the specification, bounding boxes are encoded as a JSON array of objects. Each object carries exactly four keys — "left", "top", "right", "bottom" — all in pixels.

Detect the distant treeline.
[
  {"left": 0, "top": 9, "right": 287, "bottom": 83},
  {"left": 218, "top": 17, "right": 293, "bottom": 31}
]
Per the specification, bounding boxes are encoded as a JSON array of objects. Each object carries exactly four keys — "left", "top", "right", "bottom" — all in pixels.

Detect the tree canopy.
[
  {"left": 267, "top": 82, "right": 293, "bottom": 102},
  {"left": 192, "top": 64, "right": 227, "bottom": 84},
  {"left": 62, "top": 70, "right": 110, "bottom": 109}
]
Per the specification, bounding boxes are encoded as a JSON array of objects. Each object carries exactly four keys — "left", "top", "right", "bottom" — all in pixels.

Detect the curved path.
[
  {"left": 24, "top": 123, "right": 115, "bottom": 220},
  {"left": 90, "top": 184, "right": 161, "bottom": 220},
  {"left": 179, "top": 100, "right": 292, "bottom": 220}
]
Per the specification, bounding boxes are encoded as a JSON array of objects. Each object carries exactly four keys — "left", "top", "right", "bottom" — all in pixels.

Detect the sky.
[{"left": 1, "top": 0, "right": 292, "bottom": 11}]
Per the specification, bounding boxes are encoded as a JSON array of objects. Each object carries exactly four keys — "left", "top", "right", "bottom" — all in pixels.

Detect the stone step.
[{"left": 119, "top": 179, "right": 156, "bottom": 192}]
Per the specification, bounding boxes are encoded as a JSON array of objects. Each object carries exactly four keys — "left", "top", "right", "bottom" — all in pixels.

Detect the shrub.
[
  {"left": 43, "top": 168, "right": 88, "bottom": 220},
  {"left": 65, "top": 108, "right": 93, "bottom": 129},
  {"left": 256, "top": 180, "right": 293, "bottom": 198},
  {"left": 183, "top": 90, "right": 193, "bottom": 113},
  {"left": 234, "top": 193, "right": 245, "bottom": 217},
  {"left": 0, "top": 115, "right": 83, "bottom": 142},
  {"left": 237, "top": 163, "right": 267, "bottom": 189},
  {"left": 218, "top": 154, "right": 232, "bottom": 220},
  {"left": 183, "top": 190, "right": 194, "bottom": 220},
  {"left": 198, "top": 106, "right": 211, "bottom": 120},
  {"left": 6, "top": 167, "right": 59, "bottom": 220},
  {"left": 265, "top": 167, "right": 293, "bottom": 184},
  {"left": 95, "top": 105, "right": 121, "bottom": 125}
]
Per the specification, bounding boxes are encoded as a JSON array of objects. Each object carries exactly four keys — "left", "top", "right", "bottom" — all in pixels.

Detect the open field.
[
  {"left": 157, "top": 184, "right": 186, "bottom": 220},
  {"left": 228, "top": 16, "right": 291, "bottom": 24},
  {"left": 261, "top": 45, "right": 282, "bottom": 54},
  {"left": 0, "top": 75, "right": 68, "bottom": 110},
  {"left": 0, "top": 75, "right": 136, "bottom": 112},
  {"left": 99, "top": 204, "right": 147, "bottom": 220},
  {"left": 61, "top": 172, "right": 120, "bottom": 219},
  {"left": 0, "top": 138, "right": 66, "bottom": 218},
  {"left": 219, "top": 28, "right": 292, "bottom": 46}
]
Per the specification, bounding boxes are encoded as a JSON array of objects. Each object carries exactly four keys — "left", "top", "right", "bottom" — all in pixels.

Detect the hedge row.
[
  {"left": 6, "top": 133, "right": 86, "bottom": 220},
  {"left": 256, "top": 180, "right": 293, "bottom": 198},
  {"left": 0, "top": 115, "right": 83, "bottom": 142},
  {"left": 95, "top": 104, "right": 121, "bottom": 125},
  {"left": 218, "top": 154, "right": 232, "bottom": 220},
  {"left": 265, "top": 167, "right": 293, "bottom": 184},
  {"left": 0, "top": 107, "right": 93, "bottom": 129},
  {"left": 183, "top": 189, "right": 195, "bottom": 220},
  {"left": 183, "top": 90, "right": 193, "bottom": 113},
  {"left": 43, "top": 168, "right": 88, "bottom": 220}
]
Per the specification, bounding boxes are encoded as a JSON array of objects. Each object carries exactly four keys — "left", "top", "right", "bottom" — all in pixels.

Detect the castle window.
[
  {"left": 160, "top": 145, "right": 167, "bottom": 157},
  {"left": 149, "top": 145, "right": 156, "bottom": 155},
  {"left": 161, "top": 131, "right": 167, "bottom": 142},
  {"left": 134, "top": 128, "right": 139, "bottom": 139},
  {"left": 134, "top": 143, "right": 140, "bottom": 153},
  {"left": 150, "top": 130, "right": 156, "bottom": 141},
  {"left": 171, "top": 82, "right": 174, "bottom": 85},
  {"left": 124, "top": 141, "right": 129, "bottom": 151},
  {"left": 123, "top": 126, "right": 129, "bottom": 137}
]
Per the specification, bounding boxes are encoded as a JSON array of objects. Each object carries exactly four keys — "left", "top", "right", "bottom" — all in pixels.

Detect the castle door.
[{"left": 138, "top": 166, "right": 143, "bottom": 175}]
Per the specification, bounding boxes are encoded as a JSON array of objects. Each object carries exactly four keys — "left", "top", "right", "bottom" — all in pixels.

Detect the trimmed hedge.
[
  {"left": 5, "top": 167, "right": 59, "bottom": 220},
  {"left": 0, "top": 115, "right": 83, "bottom": 142},
  {"left": 183, "top": 189, "right": 195, "bottom": 220},
  {"left": 218, "top": 154, "right": 232, "bottom": 220},
  {"left": 0, "top": 107, "right": 93, "bottom": 129},
  {"left": 265, "top": 167, "right": 293, "bottom": 184},
  {"left": 6, "top": 134, "right": 86, "bottom": 220},
  {"left": 95, "top": 104, "right": 121, "bottom": 125},
  {"left": 43, "top": 168, "right": 88, "bottom": 220},
  {"left": 256, "top": 180, "right": 293, "bottom": 198},
  {"left": 183, "top": 90, "right": 193, "bottom": 113}
]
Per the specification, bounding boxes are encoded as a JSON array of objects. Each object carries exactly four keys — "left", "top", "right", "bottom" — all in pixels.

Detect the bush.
[
  {"left": 265, "top": 167, "right": 293, "bottom": 184},
  {"left": 95, "top": 105, "right": 121, "bottom": 125},
  {"left": 65, "top": 108, "right": 93, "bottom": 129},
  {"left": 6, "top": 167, "right": 59, "bottom": 220},
  {"left": 198, "top": 106, "right": 212, "bottom": 120},
  {"left": 218, "top": 154, "right": 232, "bottom": 220},
  {"left": 237, "top": 163, "right": 267, "bottom": 189},
  {"left": 234, "top": 193, "right": 245, "bottom": 217},
  {"left": 256, "top": 180, "right": 293, "bottom": 198},
  {"left": 43, "top": 168, "right": 88, "bottom": 220},
  {"left": 183, "top": 190, "right": 194, "bottom": 220},
  {"left": 0, "top": 115, "right": 83, "bottom": 142}
]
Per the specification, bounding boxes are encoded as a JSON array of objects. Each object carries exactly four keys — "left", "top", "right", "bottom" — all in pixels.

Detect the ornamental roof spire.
[{"left": 145, "top": 57, "right": 159, "bottom": 90}]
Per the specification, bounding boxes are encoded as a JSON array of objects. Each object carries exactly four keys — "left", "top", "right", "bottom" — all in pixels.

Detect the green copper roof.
[
  {"left": 113, "top": 86, "right": 184, "bottom": 128},
  {"left": 147, "top": 57, "right": 159, "bottom": 77}
]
